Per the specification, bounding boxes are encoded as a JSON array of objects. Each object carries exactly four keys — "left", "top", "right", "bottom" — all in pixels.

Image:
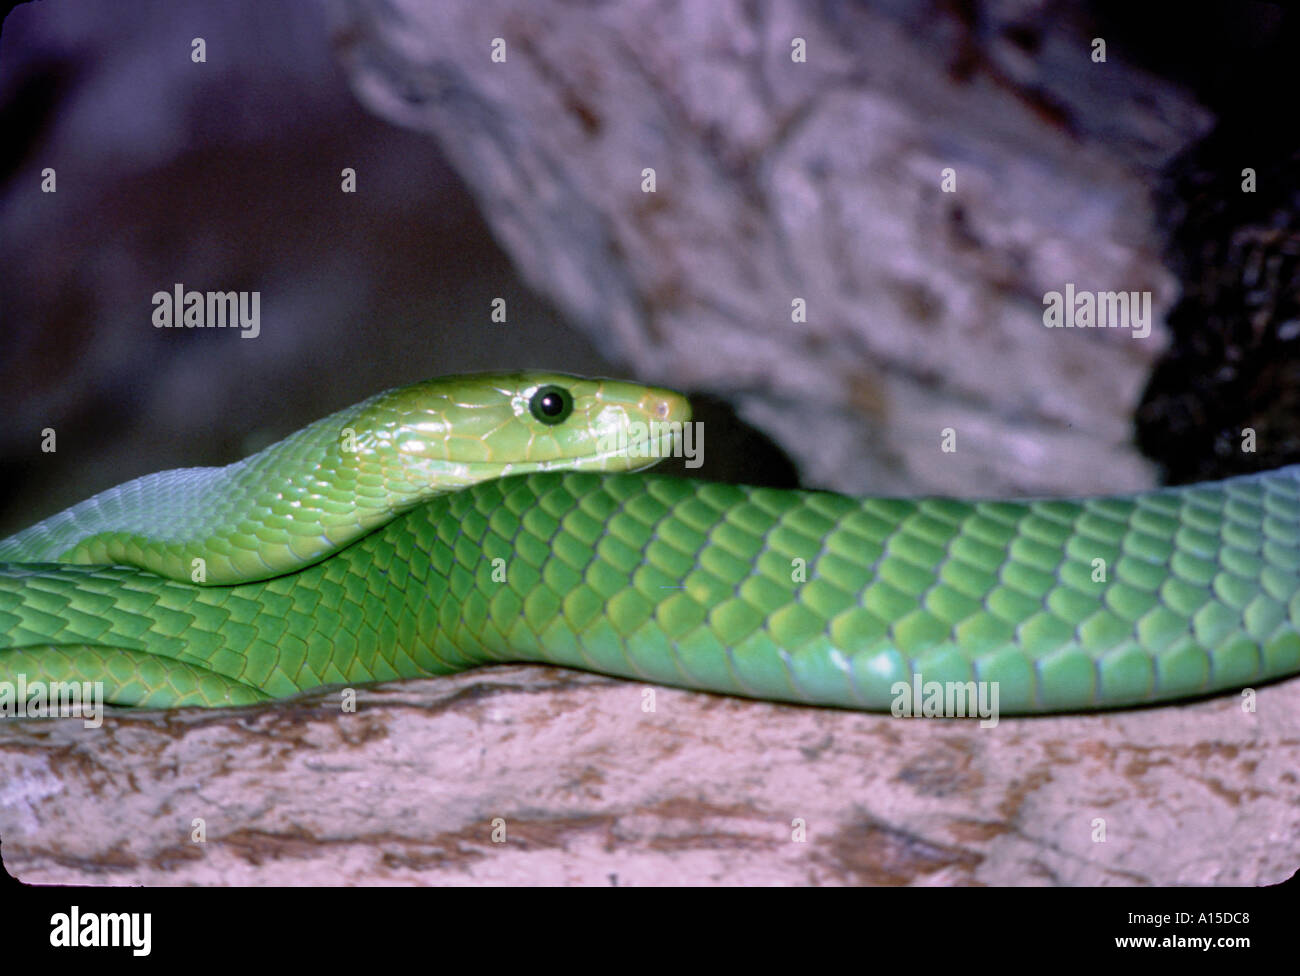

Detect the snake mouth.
[
  {"left": 570, "top": 430, "right": 682, "bottom": 471},
  {"left": 461, "top": 431, "right": 682, "bottom": 480}
]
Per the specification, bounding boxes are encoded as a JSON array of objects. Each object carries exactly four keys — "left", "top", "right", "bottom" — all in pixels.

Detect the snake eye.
[{"left": 528, "top": 385, "right": 574, "bottom": 426}]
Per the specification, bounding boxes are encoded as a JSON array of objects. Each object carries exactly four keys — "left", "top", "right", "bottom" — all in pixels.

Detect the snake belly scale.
[{"left": 1, "top": 372, "right": 1299, "bottom": 714}]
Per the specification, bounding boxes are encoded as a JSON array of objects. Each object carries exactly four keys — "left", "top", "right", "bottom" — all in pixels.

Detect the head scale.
[{"left": 342, "top": 371, "right": 692, "bottom": 496}]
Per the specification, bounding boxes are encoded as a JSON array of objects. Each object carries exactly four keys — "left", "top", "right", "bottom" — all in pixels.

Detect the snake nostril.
[{"left": 656, "top": 399, "right": 671, "bottom": 420}]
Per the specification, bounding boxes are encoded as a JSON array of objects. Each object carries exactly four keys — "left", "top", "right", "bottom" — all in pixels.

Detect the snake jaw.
[{"left": 455, "top": 429, "right": 681, "bottom": 481}]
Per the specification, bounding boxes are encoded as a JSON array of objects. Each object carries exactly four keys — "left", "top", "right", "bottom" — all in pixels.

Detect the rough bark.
[{"left": 2, "top": 666, "right": 1295, "bottom": 885}]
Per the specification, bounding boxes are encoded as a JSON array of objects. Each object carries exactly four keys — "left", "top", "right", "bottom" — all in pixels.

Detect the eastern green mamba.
[{"left": 1, "top": 371, "right": 1298, "bottom": 714}]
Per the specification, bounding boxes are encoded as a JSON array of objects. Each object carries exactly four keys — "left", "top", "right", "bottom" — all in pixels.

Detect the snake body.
[{"left": 2, "top": 372, "right": 1299, "bottom": 714}]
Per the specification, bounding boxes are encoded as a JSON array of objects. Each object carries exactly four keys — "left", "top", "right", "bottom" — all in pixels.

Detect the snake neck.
[{"left": 0, "top": 395, "right": 465, "bottom": 585}]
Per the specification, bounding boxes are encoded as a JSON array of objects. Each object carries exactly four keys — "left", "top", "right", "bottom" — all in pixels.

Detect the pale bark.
[{"left": 2, "top": 666, "right": 1294, "bottom": 885}]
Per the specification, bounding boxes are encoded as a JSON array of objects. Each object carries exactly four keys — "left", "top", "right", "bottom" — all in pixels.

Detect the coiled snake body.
[{"left": 2, "top": 372, "right": 1298, "bottom": 713}]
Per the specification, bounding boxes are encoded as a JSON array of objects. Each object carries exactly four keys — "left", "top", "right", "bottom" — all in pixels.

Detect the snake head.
[
  {"left": 342, "top": 371, "right": 693, "bottom": 499},
  {"left": 9, "top": 372, "right": 694, "bottom": 585}
]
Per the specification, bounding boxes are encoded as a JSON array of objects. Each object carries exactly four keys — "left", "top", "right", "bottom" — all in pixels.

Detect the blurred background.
[{"left": 2, "top": 0, "right": 1298, "bottom": 536}]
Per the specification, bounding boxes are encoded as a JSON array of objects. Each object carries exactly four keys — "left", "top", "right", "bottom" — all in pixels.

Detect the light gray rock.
[{"left": 328, "top": 0, "right": 1210, "bottom": 496}]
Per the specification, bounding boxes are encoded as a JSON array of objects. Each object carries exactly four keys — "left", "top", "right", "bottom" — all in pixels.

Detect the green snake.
[{"left": 2, "top": 371, "right": 1298, "bottom": 714}]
